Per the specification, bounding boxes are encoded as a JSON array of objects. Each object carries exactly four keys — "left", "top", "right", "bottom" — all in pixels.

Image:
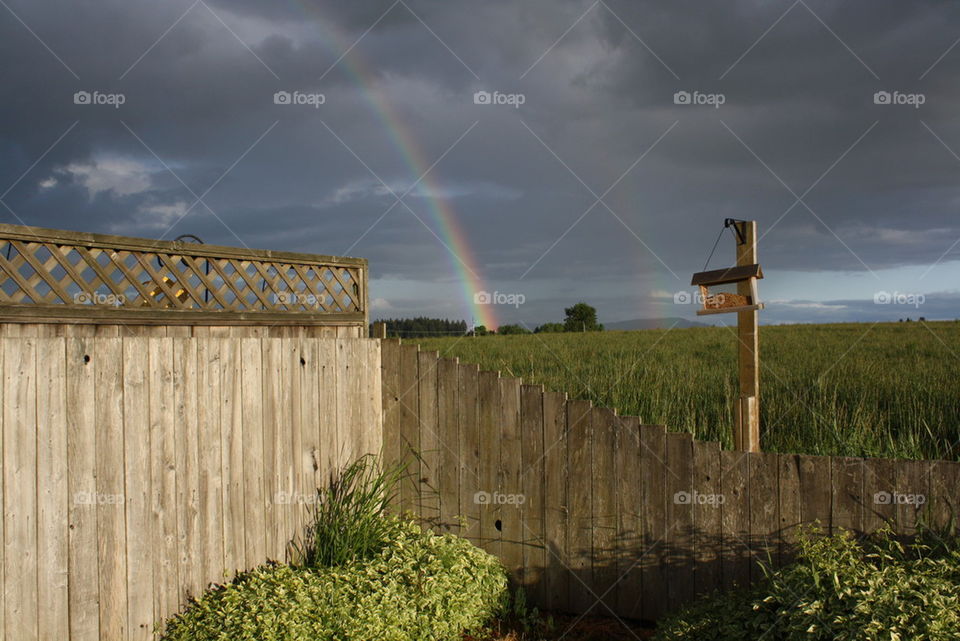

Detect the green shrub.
[
  {"left": 160, "top": 521, "right": 509, "bottom": 641},
  {"left": 291, "top": 454, "right": 405, "bottom": 569},
  {"left": 655, "top": 527, "right": 960, "bottom": 641}
]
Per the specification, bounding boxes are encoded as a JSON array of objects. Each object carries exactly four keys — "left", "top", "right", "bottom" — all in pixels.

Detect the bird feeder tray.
[{"left": 690, "top": 263, "right": 764, "bottom": 316}]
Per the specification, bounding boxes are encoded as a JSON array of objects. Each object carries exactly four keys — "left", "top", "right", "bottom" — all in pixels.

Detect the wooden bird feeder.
[
  {"left": 691, "top": 219, "right": 764, "bottom": 453},
  {"left": 690, "top": 264, "right": 764, "bottom": 315}
]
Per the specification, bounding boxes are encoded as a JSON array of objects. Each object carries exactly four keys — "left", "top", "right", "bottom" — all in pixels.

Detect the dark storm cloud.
[{"left": 1, "top": 0, "right": 959, "bottom": 324}]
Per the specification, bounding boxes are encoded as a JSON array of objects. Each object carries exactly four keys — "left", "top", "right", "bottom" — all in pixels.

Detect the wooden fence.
[
  {"left": 1, "top": 335, "right": 381, "bottom": 641},
  {"left": 381, "top": 340, "right": 960, "bottom": 621}
]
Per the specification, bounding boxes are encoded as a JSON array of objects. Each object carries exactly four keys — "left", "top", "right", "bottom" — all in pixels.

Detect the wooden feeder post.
[
  {"left": 690, "top": 219, "right": 763, "bottom": 452},
  {"left": 734, "top": 220, "right": 760, "bottom": 453}
]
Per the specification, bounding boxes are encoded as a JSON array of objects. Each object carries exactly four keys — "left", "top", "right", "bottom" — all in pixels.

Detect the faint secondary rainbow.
[{"left": 294, "top": 2, "right": 498, "bottom": 329}]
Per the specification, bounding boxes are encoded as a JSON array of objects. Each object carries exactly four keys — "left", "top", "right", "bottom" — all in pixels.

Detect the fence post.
[{"left": 372, "top": 321, "right": 387, "bottom": 339}]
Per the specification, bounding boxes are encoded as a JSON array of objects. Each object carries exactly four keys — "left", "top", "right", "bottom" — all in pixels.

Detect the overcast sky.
[{"left": 2, "top": 0, "right": 960, "bottom": 327}]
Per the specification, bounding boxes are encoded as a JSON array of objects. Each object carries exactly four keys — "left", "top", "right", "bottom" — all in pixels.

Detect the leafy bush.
[
  {"left": 654, "top": 527, "right": 960, "bottom": 641},
  {"left": 291, "top": 454, "right": 405, "bottom": 569},
  {"left": 160, "top": 520, "right": 508, "bottom": 641}
]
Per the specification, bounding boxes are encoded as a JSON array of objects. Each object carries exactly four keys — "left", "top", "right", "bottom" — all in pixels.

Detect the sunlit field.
[{"left": 415, "top": 322, "right": 960, "bottom": 461}]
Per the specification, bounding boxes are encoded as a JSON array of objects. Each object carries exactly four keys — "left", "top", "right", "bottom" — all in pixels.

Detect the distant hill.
[{"left": 604, "top": 317, "right": 710, "bottom": 330}]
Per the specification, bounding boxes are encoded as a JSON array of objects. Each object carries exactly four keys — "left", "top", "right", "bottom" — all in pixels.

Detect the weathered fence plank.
[
  {"left": 381, "top": 339, "right": 401, "bottom": 510},
  {"left": 664, "top": 432, "right": 694, "bottom": 607},
  {"left": 37, "top": 339, "right": 69, "bottom": 641},
  {"left": 778, "top": 454, "right": 801, "bottom": 565},
  {"left": 639, "top": 423, "right": 667, "bottom": 621},
  {"left": 832, "top": 457, "right": 864, "bottom": 535},
  {"left": 748, "top": 452, "right": 779, "bottom": 582},
  {"left": 437, "top": 357, "right": 461, "bottom": 534},
  {"left": 241, "top": 339, "right": 266, "bottom": 567},
  {"left": 542, "top": 390, "right": 569, "bottom": 612},
  {"left": 863, "top": 457, "right": 896, "bottom": 533},
  {"left": 797, "top": 455, "right": 832, "bottom": 533},
  {"left": 397, "top": 344, "right": 421, "bottom": 514},
  {"left": 520, "top": 384, "right": 546, "bottom": 604},
  {"left": 123, "top": 339, "right": 155, "bottom": 641},
  {"left": 591, "top": 408, "right": 618, "bottom": 615},
  {"left": 5, "top": 339, "right": 39, "bottom": 640},
  {"left": 615, "top": 416, "right": 643, "bottom": 619},
  {"left": 221, "top": 338, "right": 246, "bottom": 576},
  {"left": 66, "top": 338, "right": 99, "bottom": 641},
  {"left": 499, "top": 376, "right": 524, "bottom": 583},
  {"left": 458, "top": 363, "right": 481, "bottom": 543},
  {"left": 692, "top": 439, "right": 721, "bottom": 598},
  {"left": 719, "top": 450, "right": 750, "bottom": 591},
  {"left": 418, "top": 350, "right": 441, "bottom": 524},
  {"left": 149, "top": 339, "right": 179, "bottom": 625},
  {"left": 566, "top": 399, "right": 593, "bottom": 613},
  {"left": 478, "top": 370, "right": 502, "bottom": 558}
]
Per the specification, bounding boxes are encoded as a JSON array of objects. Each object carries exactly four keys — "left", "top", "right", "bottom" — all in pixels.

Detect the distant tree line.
[
  {"left": 370, "top": 317, "right": 468, "bottom": 338},
  {"left": 373, "top": 302, "right": 604, "bottom": 337}
]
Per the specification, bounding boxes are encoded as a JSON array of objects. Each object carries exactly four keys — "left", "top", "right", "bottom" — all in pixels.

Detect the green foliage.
[
  {"left": 533, "top": 322, "right": 565, "bottom": 333},
  {"left": 160, "top": 521, "right": 509, "bottom": 641},
  {"left": 415, "top": 323, "right": 960, "bottom": 459},
  {"left": 471, "top": 325, "right": 492, "bottom": 336},
  {"left": 563, "top": 302, "right": 603, "bottom": 332},
  {"left": 496, "top": 324, "right": 532, "bottom": 335},
  {"left": 291, "top": 454, "right": 405, "bottom": 569},
  {"left": 654, "top": 527, "right": 960, "bottom": 641}
]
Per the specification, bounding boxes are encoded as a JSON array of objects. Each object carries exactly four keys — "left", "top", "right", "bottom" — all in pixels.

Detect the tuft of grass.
[{"left": 290, "top": 454, "right": 406, "bottom": 569}]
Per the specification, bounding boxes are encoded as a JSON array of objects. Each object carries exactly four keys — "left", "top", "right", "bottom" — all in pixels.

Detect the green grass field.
[{"left": 414, "top": 322, "right": 960, "bottom": 461}]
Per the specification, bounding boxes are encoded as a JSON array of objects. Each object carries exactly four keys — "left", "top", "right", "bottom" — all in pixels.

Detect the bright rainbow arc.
[{"left": 296, "top": 2, "right": 498, "bottom": 330}]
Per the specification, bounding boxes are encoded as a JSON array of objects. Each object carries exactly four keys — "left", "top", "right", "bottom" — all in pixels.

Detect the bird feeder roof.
[{"left": 690, "top": 263, "right": 763, "bottom": 287}]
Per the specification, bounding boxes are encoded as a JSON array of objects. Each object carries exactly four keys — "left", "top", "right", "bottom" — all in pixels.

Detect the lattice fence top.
[{"left": 0, "top": 224, "right": 367, "bottom": 326}]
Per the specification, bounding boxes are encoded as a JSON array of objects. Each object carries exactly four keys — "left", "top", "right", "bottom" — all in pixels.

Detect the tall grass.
[
  {"left": 415, "top": 321, "right": 960, "bottom": 460},
  {"left": 291, "top": 454, "right": 405, "bottom": 569}
]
